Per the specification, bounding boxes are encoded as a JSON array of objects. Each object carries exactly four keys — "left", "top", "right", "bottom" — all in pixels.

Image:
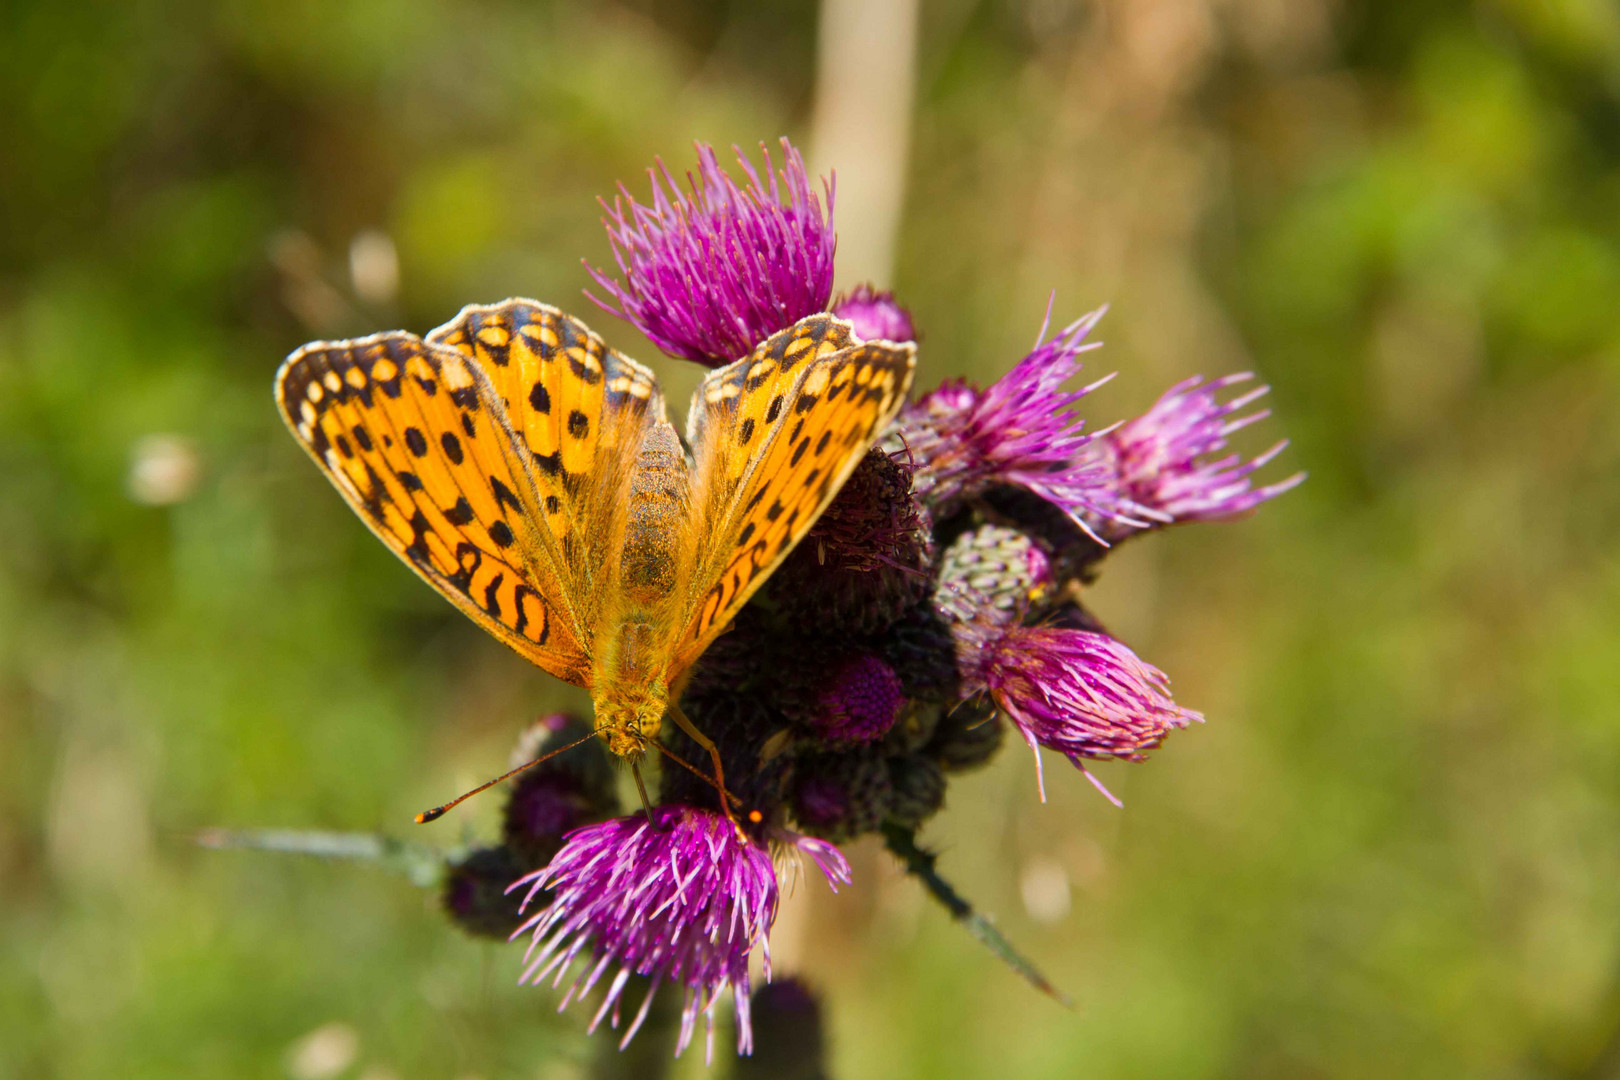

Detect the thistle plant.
[
  {"left": 443, "top": 138, "right": 1302, "bottom": 1060},
  {"left": 231, "top": 137, "right": 1303, "bottom": 1066}
]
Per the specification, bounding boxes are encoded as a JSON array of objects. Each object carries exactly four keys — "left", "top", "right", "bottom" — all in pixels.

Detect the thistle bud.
[{"left": 442, "top": 846, "right": 528, "bottom": 939}]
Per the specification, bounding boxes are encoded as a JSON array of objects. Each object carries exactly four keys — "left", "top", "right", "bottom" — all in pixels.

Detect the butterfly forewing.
[
  {"left": 674, "top": 316, "right": 918, "bottom": 670},
  {"left": 275, "top": 332, "right": 592, "bottom": 686},
  {"left": 427, "top": 299, "right": 664, "bottom": 613}
]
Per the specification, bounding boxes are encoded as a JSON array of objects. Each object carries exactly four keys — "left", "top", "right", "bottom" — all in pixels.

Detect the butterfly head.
[{"left": 593, "top": 683, "right": 668, "bottom": 762}]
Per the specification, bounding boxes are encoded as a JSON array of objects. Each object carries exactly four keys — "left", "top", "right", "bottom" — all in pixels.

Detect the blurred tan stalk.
[{"left": 810, "top": 0, "right": 919, "bottom": 291}]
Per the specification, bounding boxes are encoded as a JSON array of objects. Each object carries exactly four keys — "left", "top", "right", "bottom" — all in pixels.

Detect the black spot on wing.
[
  {"left": 567, "top": 354, "right": 602, "bottom": 385},
  {"left": 491, "top": 476, "right": 523, "bottom": 513},
  {"left": 405, "top": 427, "right": 428, "bottom": 457},
  {"left": 444, "top": 497, "right": 473, "bottom": 525},
  {"left": 489, "top": 520, "right": 515, "bottom": 548},
  {"left": 506, "top": 580, "right": 551, "bottom": 646},
  {"left": 361, "top": 463, "right": 390, "bottom": 510},
  {"left": 511, "top": 583, "right": 533, "bottom": 636},
  {"left": 473, "top": 325, "right": 510, "bottom": 367},
  {"left": 404, "top": 510, "right": 432, "bottom": 562},
  {"left": 448, "top": 542, "right": 481, "bottom": 592},
  {"left": 440, "top": 431, "right": 464, "bottom": 464}
]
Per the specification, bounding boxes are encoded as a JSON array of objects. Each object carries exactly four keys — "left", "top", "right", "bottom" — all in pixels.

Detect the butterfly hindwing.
[
  {"left": 427, "top": 299, "right": 664, "bottom": 613},
  {"left": 275, "top": 332, "right": 592, "bottom": 686},
  {"left": 674, "top": 315, "right": 917, "bottom": 670}
]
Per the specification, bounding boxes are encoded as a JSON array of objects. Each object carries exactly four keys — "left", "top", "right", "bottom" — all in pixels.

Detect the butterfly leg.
[
  {"left": 630, "top": 761, "right": 656, "bottom": 825},
  {"left": 665, "top": 702, "right": 740, "bottom": 833}
]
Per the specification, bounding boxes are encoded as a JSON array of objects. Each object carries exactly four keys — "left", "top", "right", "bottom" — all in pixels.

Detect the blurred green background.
[{"left": 4, "top": 0, "right": 1620, "bottom": 1077}]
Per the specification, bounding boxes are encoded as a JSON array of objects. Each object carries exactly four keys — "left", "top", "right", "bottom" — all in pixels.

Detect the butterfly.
[{"left": 276, "top": 298, "right": 916, "bottom": 819}]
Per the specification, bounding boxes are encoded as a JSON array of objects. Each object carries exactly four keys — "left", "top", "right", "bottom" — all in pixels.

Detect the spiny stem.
[{"left": 882, "top": 823, "right": 1073, "bottom": 1008}]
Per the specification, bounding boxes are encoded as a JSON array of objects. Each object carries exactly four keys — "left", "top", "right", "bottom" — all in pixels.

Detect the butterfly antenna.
[{"left": 414, "top": 730, "right": 598, "bottom": 824}]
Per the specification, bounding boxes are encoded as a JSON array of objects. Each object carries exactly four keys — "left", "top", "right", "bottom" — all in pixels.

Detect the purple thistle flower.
[
  {"left": 901, "top": 307, "right": 1147, "bottom": 537},
  {"left": 586, "top": 138, "right": 836, "bottom": 366},
  {"left": 963, "top": 624, "right": 1202, "bottom": 805},
  {"left": 509, "top": 805, "right": 850, "bottom": 1060},
  {"left": 832, "top": 285, "right": 917, "bottom": 343},
  {"left": 813, "top": 654, "right": 906, "bottom": 745},
  {"left": 1102, "top": 373, "right": 1305, "bottom": 529}
]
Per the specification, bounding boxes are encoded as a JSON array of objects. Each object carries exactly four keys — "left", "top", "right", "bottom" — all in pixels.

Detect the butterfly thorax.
[{"left": 589, "top": 423, "right": 690, "bottom": 759}]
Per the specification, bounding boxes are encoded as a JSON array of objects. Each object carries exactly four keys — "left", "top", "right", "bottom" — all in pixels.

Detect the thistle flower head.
[
  {"left": 813, "top": 654, "right": 906, "bottom": 745},
  {"left": 885, "top": 755, "right": 947, "bottom": 828},
  {"left": 790, "top": 750, "right": 894, "bottom": 842},
  {"left": 902, "top": 308, "right": 1140, "bottom": 534},
  {"left": 587, "top": 138, "right": 836, "bottom": 366},
  {"left": 738, "top": 978, "right": 827, "bottom": 1080},
  {"left": 964, "top": 624, "right": 1202, "bottom": 804},
  {"left": 832, "top": 285, "right": 916, "bottom": 343},
  {"left": 510, "top": 805, "right": 848, "bottom": 1060},
  {"left": 770, "top": 448, "right": 933, "bottom": 633},
  {"left": 937, "top": 523, "right": 1057, "bottom": 623},
  {"left": 442, "top": 846, "right": 528, "bottom": 939},
  {"left": 1106, "top": 373, "right": 1304, "bottom": 525},
  {"left": 926, "top": 699, "right": 1005, "bottom": 772}
]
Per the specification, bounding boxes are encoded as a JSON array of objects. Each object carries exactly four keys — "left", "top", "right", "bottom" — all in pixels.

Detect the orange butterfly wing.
[
  {"left": 275, "top": 331, "right": 593, "bottom": 686},
  {"left": 426, "top": 300, "right": 664, "bottom": 623},
  {"left": 673, "top": 315, "right": 917, "bottom": 671}
]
